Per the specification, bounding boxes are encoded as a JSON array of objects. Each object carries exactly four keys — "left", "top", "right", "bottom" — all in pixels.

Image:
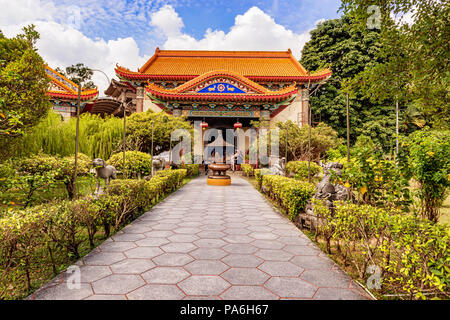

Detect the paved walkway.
[{"left": 30, "top": 175, "right": 370, "bottom": 300}]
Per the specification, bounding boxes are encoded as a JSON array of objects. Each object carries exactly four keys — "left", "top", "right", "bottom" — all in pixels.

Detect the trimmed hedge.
[
  {"left": 182, "top": 164, "right": 200, "bottom": 177},
  {"left": 313, "top": 200, "right": 450, "bottom": 300},
  {"left": 286, "top": 161, "right": 322, "bottom": 180},
  {"left": 0, "top": 169, "right": 187, "bottom": 299},
  {"left": 108, "top": 151, "right": 152, "bottom": 177},
  {"left": 261, "top": 175, "right": 316, "bottom": 220},
  {"left": 241, "top": 164, "right": 254, "bottom": 177},
  {"left": 254, "top": 168, "right": 271, "bottom": 189}
]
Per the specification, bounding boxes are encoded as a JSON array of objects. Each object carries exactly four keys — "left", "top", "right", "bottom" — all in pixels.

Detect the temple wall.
[
  {"left": 269, "top": 91, "right": 304, "bottom": 127},
  {"left": 143, "top": 96, "right": 164, "bottom": 113}
]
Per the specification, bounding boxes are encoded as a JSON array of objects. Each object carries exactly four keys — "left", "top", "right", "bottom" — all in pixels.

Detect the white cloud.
[
  {"left": 150, "top": 4, "right": 184, "bottom": 37},
  {"left": 0, "top": 0, "right": 148, "bottom": 96},
  {"left": 151, "top": 6, "right": 311, "bottom": 59}
]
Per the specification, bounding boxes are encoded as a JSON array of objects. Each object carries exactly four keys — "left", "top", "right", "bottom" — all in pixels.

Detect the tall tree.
[
  {"left": 300, "top": 16, "right": 402, "bottom": 150},
  {"left": 340, "top": 0, "right": 450, "bottom": 129},
  {"left": 56, "top": 63, "right": 96, "bottom": 89},
  {"left": 0, "top": 25, "right": 51, "bottom": 158}
]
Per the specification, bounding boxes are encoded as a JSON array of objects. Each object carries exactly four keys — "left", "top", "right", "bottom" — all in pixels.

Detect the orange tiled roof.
[
  {"left": 116, "top": 48, "right": 332, "bottom": 82},
  {"left": 146, "top": 70, "right": 298, "bottom": 103},
  {"left": 46, "top": 65, "right": 99, "bottom": 101}
]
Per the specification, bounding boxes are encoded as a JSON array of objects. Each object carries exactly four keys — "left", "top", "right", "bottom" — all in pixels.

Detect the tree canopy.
[
  {"left": 0, "top": 25, "right": 51, "bottom": 153},
  {"left": 55, "top": 63, "right": 96, "bottom": 89},
  {"left": 300, "top": 16, "right": 403, "bottom": 150},
  {"left": 340, "top": 0, "right": 450, "bottom": 129}
]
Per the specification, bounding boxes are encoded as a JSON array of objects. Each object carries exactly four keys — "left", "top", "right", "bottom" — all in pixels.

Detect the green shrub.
[
  {"left": 262, "top": 175, "right": 316, "bottom": 220},
  {"left": 254, "top": 168, "right": 271, "bottom": 190},
  {"left": 0, "top": 169, "right": 188, "bottom": 300},
  {"left": 108, "top": 151, "right": 152, "bottom": 178},
  {"left": 286, "top": 161, "right": 322, "bottom": 180},
  {"left": 313, "top": 200, "right": 450, "bottom": 300},
  {"left": 241, "top": 164, "right": 254, "bottom": 177},
  {"left": 182, "top": 164, "right": 200, "bottom": 177}
]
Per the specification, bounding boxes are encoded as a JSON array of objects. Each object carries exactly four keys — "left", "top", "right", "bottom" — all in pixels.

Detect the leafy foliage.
[
  {"left": 55, "top": 63, "right": 96, "bottom": 89},
  {"left": 241, "top": 163, "right": 254, "bottom": 177},
  {"left": 108, "top": 151, "right": 152, "bottom": 178},
  {"left": 0, "top": 25, "right": 51, "bottom": 158},
  {"left": 274, "top": 121, "right": 340, "bottom": 162},
  {"left": 286, "top": 161, "right": 323, "bottom": 181},
  {"left": 261, "top": 175, "right": 316, "bottom": 220},
  {"left": 340, "top": 0, "right": 450, "bottom": 129},
  {"left": 336, "top": 136, "right": 411, "bottom": 209},
  {"left": 125, "top": 111, "right": 193, "bottom": 154},
  {"left": 400, "top": 130, "right": 450, "bottom": 222},
  {"left": 313, "top": 200, "right": 449, "bottom": 299},
  {"left": 0, "top": 169, "right": 189, "bottom": 299},
  {"left": 14, "top": 112, "right": 123, "bottom": 160}
]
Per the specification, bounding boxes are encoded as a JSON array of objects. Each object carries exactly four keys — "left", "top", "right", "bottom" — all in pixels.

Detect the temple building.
[
  {"left": 110, "top": 48, "right": 331, "bottom": 128},
  {"left": 45, "top": 66, "right": 98, "bottom": 120}
]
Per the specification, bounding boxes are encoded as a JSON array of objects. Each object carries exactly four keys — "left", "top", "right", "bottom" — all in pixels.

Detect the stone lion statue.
[
  {"left": 92, "top": 158, "right": 117, "bottom": 193},
  {"left": 152, "top": 156, "right": 166, "bottom": 173}
]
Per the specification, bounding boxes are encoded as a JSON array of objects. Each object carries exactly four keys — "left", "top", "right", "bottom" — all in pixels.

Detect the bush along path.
[
  {"left": 0, "top": 168, "right": 194, "bottom": 300},
  {"left": 27, "top": 175, "right": 370, "bottom": 300}
]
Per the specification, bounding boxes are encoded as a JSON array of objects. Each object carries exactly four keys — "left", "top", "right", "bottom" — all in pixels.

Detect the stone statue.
[
  {"left": 270, "top": 157, "right": 286, "bottom": 176},
  {"left": 152, "top": 156, "right": 166, "bottom": 173},
  {"left": 92, "top": 158, "right": 117, "bottom": 194}
]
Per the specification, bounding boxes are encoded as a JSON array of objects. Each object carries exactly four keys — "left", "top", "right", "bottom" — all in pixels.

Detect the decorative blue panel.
[{"left": 197, "top": 83, "right": 246, "bottom": 94}]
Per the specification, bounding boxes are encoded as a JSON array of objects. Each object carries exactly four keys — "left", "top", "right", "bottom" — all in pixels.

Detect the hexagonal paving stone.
[
  {"left": 223, "top": 234, "right": 253, "bottom": 244},
  {"left": 168, "top": 234, "right": 200, "bottom": 242},
  {"left": 258, "top": 261, "right": 304, "bottom": 277},
  {"left": 110, "top": 259, "right": 156, "bottom": 274},
  {"left": 190, "top": 248, "right": 228, "bottom": 260},
  {"left": 92, "top": 274, "right": 145, "bottom": 295},
  {"left": 84, "top": 294, "right": 127, "bottom": 300},
  {"left": 33, "top": 283, "right": 93, "bottom": 300},
  {"left": 221, "top": 268, "right": 270, "bottom": 285},
  {"left": 290, "top": 255, "right": 335, "bottom": 270},
  {"left": 152, "top": 223, "right": 178, "bottom": 231},
  {"left": 121, "top": 225, "right": 150, "bottom": 234},
  {"left": 178, "top": 276, "right": 230, "bottom": 296},
  {"left": 278, "top": 235, "right": 311, "bottom": 244},
  {"left": 127, "top": 284, "right": 185, "bottom": 300},
  {"left": 194, "top": 238, "right": 227, "bottom": 248},
  {"left": 184, "top": 260, "right": 229, "bottom": 275},
  {"left": 200, "top": 224, "right": 226, "bottom": 231},
  {"left": 144, "top": 230, "right": 174, "bottom": 238},
  {"left": 249, "top": 232, "right": 279, "bottom": 240},
  {"left": 135, "top": 237, "right": 170, "bottom": 247},
  {"left": 251, "top": 240, "right": 285, "bottom": 250},
  {"left": 224, "top": 228, "right": 251, "bottom": 235},
  {"left": 255, "top": 249, "right": 293, "bottom": 261},
  {"left": 83, "top": 252, "right": 126, "bottom": 266},
  {"left": 265, "top": 277, "right": 317, "bottom": 299},
  {"left": 63, "top": 265, "right": 111, "bottom": 283},
  {"left": 99, "top": 241, "right": 137, "bottom": 252},
  {"left": 111, "top": 233, "right": 145, "bottom": 242},
  {"left": 173, "top": 227, "right": 200, "bottom": 234},
  {"left": 125, "top": 247, "right": 164, "bottom": 259},
  {"left": 221, "top": 254, "right": 263, "bottom": 268},
  {"left": 313, "top": 287, "right": 369, "bottom": 300},
  {"left": 223, "top": 243, "right": 258, "bottom": 254},
  {"left": 220, "top": 286, "right": 278, "bottom": 300},
  {"left": 161, "top": 242, "right": 197, "bottom": 253},
  {"left": 197, "top": 230, "right": 226, "bottom": 239},
  {"left": 247, "top": 225, "right": 274, "bottom": 232},
  {"left": 301, "top": 269, "right": 352, "bottom": 288},
  {"left": 153, "top": 253, "right": 194, "bottom": 266},
  {"left": 283, "top": 245, "right": 321, "bottom": 256},
  {"left": 142, "top": 267, "right": 190, "bottom": 284}
]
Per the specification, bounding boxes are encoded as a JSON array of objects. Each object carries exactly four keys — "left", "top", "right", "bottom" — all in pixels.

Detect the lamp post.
[{"left": 73, "top": 84, "right": 82, "bottom": 196}]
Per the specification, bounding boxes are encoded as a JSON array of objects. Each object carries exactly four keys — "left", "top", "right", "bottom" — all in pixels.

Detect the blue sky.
[
  {"left": 56, "top": 0, "right": 342, "bottom": 56},
  {"left": 0, "top": 0, "right": 343, "bottom": 93}
]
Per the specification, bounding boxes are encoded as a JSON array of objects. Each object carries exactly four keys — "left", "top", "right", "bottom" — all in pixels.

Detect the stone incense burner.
[{"left": 207, "top": 163, "right": 231, "bottom": 186}]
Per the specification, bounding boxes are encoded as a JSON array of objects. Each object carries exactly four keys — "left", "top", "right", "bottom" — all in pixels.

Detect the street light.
[{"left": 73, "top": 68, "right": 110, "bottom": 197}]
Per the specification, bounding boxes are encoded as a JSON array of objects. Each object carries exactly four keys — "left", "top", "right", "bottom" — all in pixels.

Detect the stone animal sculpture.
[
  {"left": 152, "top": 156, "right": 166, "bottom": 173},
  {"left": 92, "top": 158, "right": 117, "bottom": 193},
  {"left": 270, "top": 157, "right": 286, "bottom": 176}
]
